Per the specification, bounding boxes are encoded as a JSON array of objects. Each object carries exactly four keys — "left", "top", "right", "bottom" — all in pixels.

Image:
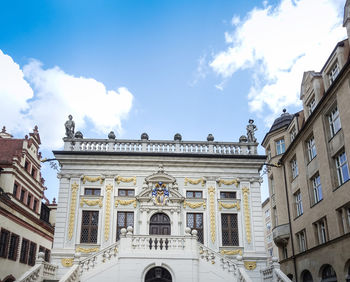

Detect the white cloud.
[
  {"left": 210, "top": 0, "right": 346, "bottom": 123},
  {"left": 0, "top": 52, "right": 133, "bottom": 149},
  {"left": 190, "top": 54, "right": 209, "bottom": 86}
]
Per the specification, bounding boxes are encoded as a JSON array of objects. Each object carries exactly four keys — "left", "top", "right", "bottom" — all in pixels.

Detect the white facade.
[{"left": 49, "top": 134, "right": 274, "bottom": 282}]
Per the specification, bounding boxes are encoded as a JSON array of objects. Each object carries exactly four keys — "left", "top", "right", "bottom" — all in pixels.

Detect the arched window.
[
  {"left": 301, "top": 270, "right": 313, "bottom": 282},
  {"left": 145, "top": 267, "right": 172, "bottom": 282},
  {"left": 321, "top": 264, "right": 337, "bottom": 282},
  {"left": 149, "top": 213, "right": 171, "bottom": 235}
]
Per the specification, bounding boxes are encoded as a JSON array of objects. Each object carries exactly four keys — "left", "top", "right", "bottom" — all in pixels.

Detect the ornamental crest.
[{"left": 152, "top": 181, "right": 169, "bottom": 206}]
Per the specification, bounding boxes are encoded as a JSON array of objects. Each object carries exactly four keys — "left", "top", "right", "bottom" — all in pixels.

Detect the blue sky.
[{"left": 0, "top": 0, "right": 346, "bottom": 202}]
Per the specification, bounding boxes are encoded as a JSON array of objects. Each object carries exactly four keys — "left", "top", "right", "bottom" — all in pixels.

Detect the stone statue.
[
  {"left": 65, "top": 115, "right": 75, "bottom": 138},
  {"left": 246, "top": 119, "right": 257, "bottom": 142}
]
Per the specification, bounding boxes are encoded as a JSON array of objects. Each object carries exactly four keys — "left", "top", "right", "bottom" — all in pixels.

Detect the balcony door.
[{"left": 149, "top": 213, "right": 171, "bottom": 235}]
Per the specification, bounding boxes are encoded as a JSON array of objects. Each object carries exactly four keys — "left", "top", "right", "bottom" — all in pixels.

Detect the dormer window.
[
  {"left": 307, "top": 97, "right": 316, "bottom": 115},
  {"left": 329, "top": 62, "right": 339, "bottom": 84},
  {"left": 290, "top": 126, "right": 297, "bottom": 142}
]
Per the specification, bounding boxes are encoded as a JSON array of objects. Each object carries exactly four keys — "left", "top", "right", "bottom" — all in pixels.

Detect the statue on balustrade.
[
  {"left": 65, "top": 114, "right": 75, "bottom": 138},
  {"left": 246, "top": 119, "right": 257, "bottom": 142}
]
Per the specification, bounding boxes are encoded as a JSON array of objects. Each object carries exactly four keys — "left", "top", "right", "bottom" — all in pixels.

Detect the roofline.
[{"left": 320, "top": 40, "right": 347, "bottom": 73}]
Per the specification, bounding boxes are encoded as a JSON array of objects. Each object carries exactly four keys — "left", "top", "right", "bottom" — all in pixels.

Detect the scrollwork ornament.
[
  {"left": 184, "top": 177, "right": 206, "bottom": 187},
  {"left": 220, "top": 249, "right": 243, "bottom": 256},
  {"left": 242, "top": 187, "right": 251, "bottom": 243},
  {"left": 115, "top": 176, "right": 136, "bottom": 185},
  {"left": 104, "top": 184, "right": 113, "bottom": 241},
  {"left": 218, "top": 201, "right": 240, "bottom": 211},
  {"left": 244, "top": 261, "right": 257, "bottom": 270},
  {"left": 68, "top": 182, "right": 79, "bottom": 240},
  {"left": 217, "top": 178, "right": 239, "bottom": 187},
  {"left": 61, "top": 258, "right": 74, "bottom": 267},
  {"left": 82, "top": 175, "right": 104, "bottom": 184},
  {"left": 115, "top": 198, "right": 137, "bottom": 208},
  {"left": 208, "top": 186, "right": 216, "bottom": 243},
  {"left": 75, "top": 247, "right": 99, "bottom": 253},
  {"left": 80, "top": 197, "right": 103, "bottom": 207},
  {"left": 183, "top": 200, "right": 206, "bottom": 209}
]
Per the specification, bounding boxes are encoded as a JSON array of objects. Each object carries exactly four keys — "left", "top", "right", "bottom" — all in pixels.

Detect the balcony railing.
[{"left": 63, "top": 138, "right": 258, "bottom": 156}]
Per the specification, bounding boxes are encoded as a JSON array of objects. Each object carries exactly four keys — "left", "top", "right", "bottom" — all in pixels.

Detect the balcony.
[{"left": 272, "top": 223, "right": 290, "bottom": 246}]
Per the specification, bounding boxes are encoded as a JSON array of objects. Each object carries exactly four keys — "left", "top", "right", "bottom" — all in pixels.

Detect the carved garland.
[
  {"left": 244, "top": 261, "right": 257, "bottom": 270},
  {"left": 76, "top": 247, "right": 99, "bottom": 253},
  {"left": 220, "top": 249, "right": 243, "bottom": 256},
  {"left": 115, "top": 176, "right": 136, "bottom": 185},
  {"left": 68, "top": 182, "right": 79, "bottom": 240},
  {"left": 104, "top": 184, "right": 113, "bottom": 241},
  {"left": 80, "top": 197, "right": 103, "bottom": 208},
  {"left": 82, "top": 176, "right": 104, "bottom": 184},
  {"left": 115, "top": 198, "right": 137, "bottom": 208},
  {"left": 184, "top": 177, "right": 206, "bottom": 187},
  {"left": 208, "top": 187, "right": 216, "bottom": 243},
  {"left": 183, "top": 200, "right": 206, "bottom": 209},
  {"left": 218, "top": 201, "right": 240, "bottom": 211},
  {"left": 61, "top": 258, "right": 74, "bottom": 267},
  {"left": 217, "top": 178, "right": 239, "bottom": 187},
  {"left": 242, "top": 187, "right": 251, "bottom": 244}
]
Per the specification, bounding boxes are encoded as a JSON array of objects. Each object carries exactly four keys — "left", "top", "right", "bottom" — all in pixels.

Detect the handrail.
[
  {"left": 59, "top": 265, "right": 80, "bottom": 282},
  {"left": 17, "top": 264, "right": 42, "bottom": 282}
]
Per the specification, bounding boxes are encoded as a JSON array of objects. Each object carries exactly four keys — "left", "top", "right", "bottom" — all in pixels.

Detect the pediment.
[{"left": 144, "top": 164, "right": 176, "bottom": 184}]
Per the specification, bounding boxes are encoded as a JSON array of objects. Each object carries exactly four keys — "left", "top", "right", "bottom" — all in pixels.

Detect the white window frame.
[
  {"left": 329, "top": 62, "right": 339, "bottom": 84},
  {"left": 307, "top": 97, "right": 316, "bottom": 115},
  {"left": 297, "top": 230, "right": 307, "bottom": 252},
  {"left": 335, "top": 151, "right": 350, "bottom": 186},
  {"left": 314, "top": 218, "right": 328, "bottom": 245},
  {"left": 290, "top": 126, "right": 297, "bottom": 142},
  {"left": 306, "top": 136, "right": 317, "bottom": 162},
  {"left": 328, "top": 106, "right": 341, "bottom": 137},
  {"left": 291, "top": 157, "right": 298, "bottom": 179},
  {"left": 276, "top": 139, "right": 285, "bottom": 155},
  {"left": 295, "top": 191, "right": 303, "bottom": 217},
  {"left": 311, "top": 174, "right": 323, "bottom": 204}
]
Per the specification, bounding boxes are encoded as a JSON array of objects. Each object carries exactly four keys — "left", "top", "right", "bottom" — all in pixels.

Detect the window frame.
[
  {"left": 275, "top": 139, "right": 285, "bottom": 155},
  {"left": 328, "top": 61, "right": 340, "bottom": 84},
  {"left": 307, "top": 97, "right": 316, "bottom": 115},
  {"left": 117, "top": 189, "right": 135, "bottom": 197},
  {"left": 296, "top": 229, "right": 307, "bottom": 252},
  {"left": 7, "top": 233, "right": 19, "bottom": 261},
  {"left": 19, "top": 238, "right": 29, "bottom": 264},
  {"left": 295, "top": 190, "right": 303, "bottom": 217},
  {"left": 116, "top": 211, "right": 134, "bottom": 241},
  {"left": 219, "top": 191, "right": 236, "bottom": 199},
  {"left": 221, "top": 213, "right": 239, "bottom": 246},
  {"left": 306, "top": 135, "right": 317, "bottom": 162},
  {"left": 28, "top": 242, "right": 37, "bottom": 266},
  {"left": 328, "top": 105, "right": 341, "bottom": 137},
  {"left": 185, "top": 191, "right": 203, "bottom": 199},
  {"left": 0, "top": 228, "right": 10, "bottom": 258},
  {"left": 80, "top": 210, "right": 99, "bottom": 244},
  {"left": 311, "top": 174, "right": 323, "bottom": 205},
  {"left": 187, "top": 213, "right": 204, "bottom": 244},
  {"left": 291, "top": 157, "right": 299, "bottom": 179},
  {"left": 84, "top": 188, "right": 101, "bottom": 196},
  {"left": 335, "top": 151, "right": 350, "bottom": 186}
]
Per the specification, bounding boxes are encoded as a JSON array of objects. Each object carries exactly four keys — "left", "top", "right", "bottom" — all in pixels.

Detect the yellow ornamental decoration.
[
  {"left": 242, "top": 187, "right": 251, "bottom": 244},
  {"left": 220, "top": 249, "right": 243, "bottom": 256},
  {"left": 208, "top": 187, "right": 216, "bottom": 243},
  {"left": 104, "top": 184, "right": 113, "bottom": 241},
  {"left": 183, "top": 200, "right": 206, "bottom": 209},
  {"left": 115, "top": 198, "right": 137, "bottom": 208},
  {"left": 61, "top": 258, "right": 74, "bottom": 267},
  {"left": 68, "top": 182, "right": 79, "bottom": 240},
  {"left": 82, "top": 176, "right": 104, "bottom": 184},
  {"left": 244, "top": 261, "right": 257, "bottom": 271},
  {"left": 217, "top": 178, "right": 239, "bottom": 187},
  {"left": 184, "top": 177, "right": 206, "bottom": 187},
  {"left": 80, "top": 197, "right": 103, "bottom": 208},
  {"left": 76, "top": 247, "right": 99, "bottom": 253},
  {"left": 218, "top": 201, "right": 240, "bottom": 211},
  {"left": 115, "top": 176, "right": 137, "bottom": 185}
]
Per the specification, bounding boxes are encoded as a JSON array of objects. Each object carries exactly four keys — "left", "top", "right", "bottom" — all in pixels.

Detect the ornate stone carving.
[
  {"left": 208, "top": 186, "right": 216, "bottom": 243},
  {"left": 183, "top": 200, "right": 206, "bottom": 209},
  {"left": 220, "top": 249, "right": 243, "bottom": 256},
  {"left": 246, "top": 119, "right": 257, "bottom": 142},
  {"left": 68, "top": 182, "right": 79, "bottom": 240},
  {"left": 104, "top": 184, "right": 113, "bottom": 241},
  {"left": 82, "top": 175, "right": 104, "bottom": 184},
  {"left": 184, "top": 177, "right": 206, "bottom": 187},
  {"left": 64, "top": 114, "right": 75, "bottom": 138},
  {"left": 115, "top": 198, "right": 137, "bottom": 208},
  {"left": 80, "top": 197, "right": 103, "bottom": 207},
  {"left": 75, "top": 247, "right": 99, "bottom": 253},
  {"left": 244, "top": 261, "right": 257, "bottom": 270},
  {"left": 242, "top": 187, "right": 251, "bottom": 243},
  {"left": 218, "top": 201, "right": 240, "bottom": 211},
  {"left": 115, "top": 176, "right": 136, "bottom": 185},
  {"left": 217, "top": 178, "right": 239, "bottom": 187},
  {"left": 152, "top": 182, "right": 169, "bottom": 206},
  {"left": 61, "top": 258, "right": 73, "bottom": 267}
]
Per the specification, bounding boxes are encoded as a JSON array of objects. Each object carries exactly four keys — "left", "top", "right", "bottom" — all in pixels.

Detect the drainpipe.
[{"left": 281, "top": 163, "right": 298, "bottom": 282}]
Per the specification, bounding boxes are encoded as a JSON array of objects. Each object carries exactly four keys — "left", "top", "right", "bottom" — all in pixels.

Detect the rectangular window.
[
  {"left": 265, "top": 209, "right": 270, "bottom": 218},
  {"left": 296, "top": 230, "right": 307, "bottom": 252},
  {"left": 295, "top": 191, "right": 303, "bottom": 217},
  {"left": 20, "top": 189, "right": 26, "bottom": 202},
  {"left": 308, "top": 97, "right": 316, "bottom": 115},
  {"left": 28, "top": 242, "right": 37, "bottom": 266},
  {"left": 275, "top": 139, "right": 285, "bottom": 155},
  {"left": 290, "top": 126, "right": 297, "bottom": 142},
  {"left": 186, "top": 191, "right": 203, "bottom": 198},
  {"left": 328, "top": 106, "right": 341, "bottom": 137},
  {"left": 306, "top": 136, "right": 317, "bottom": 162},
  {"left": 118, "top": 189, "right": 135, "bottom": 197},
  {"left": 116, "top": 212, "right": 134, "bottom": 240},
  {"left": 33, "top": 199, "right": 38, "bottom": 212},
  {"left": 40, "top": 203, "right": 50, "bottom": 223},
  {"left": 314, "top": 218, "right": 328, "bottom": 244},
  {"left": 84, "top": 188, "right": 101, "bottom": 196},
  {"left": 311, "top": 174, "right": 323, "bottom": 204},
  {"left": 24, "top": 161, "right": 30, "bottom": 172},
  {"left": 291, "top": 157, "right": 299, "bottom": 179},
  {"left": 0, "top": 229, "right": 10, "bottom": 258},
  {"left": 329, "top": 62, "right": 340, "bottom": 84},
  {"left": 19, "top": 238, "right": 29, "bottom": 264},
  {"left": 220, "top": 191, "right": 236, "bottom": 199},
  {"left": 27, "top": 194, "right": 32, "bottom": 207},
  {"left": 8, "top": 233, "right": 19, "bottom": 261},
  {"left": 187, "top": 213, "right": 204, "bottom": 243},
  {"left": 221, "top": 213, "right": 239, "bottom": 246},
  {"left": 13, "top": 183, "right": 18, "bottom": 197},
  {"left": 31, "top": 168, "right": 37, "bottom": 179},
  {"left": 39, "top": 246, "right": 51, "bottom": 262},
  {"left": 335, "top": 151, "right": 350, "bottom": 186},
  {"left": 80, "top": 211, "right": 99, "bottom": 243}
]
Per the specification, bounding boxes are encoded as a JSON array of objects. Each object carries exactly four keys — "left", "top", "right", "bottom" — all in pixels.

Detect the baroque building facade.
[
  {"left": 45, "top": 120, "right": 286, "bottom": 282},
  {"left": 0, "top": 126, "right": 55, "bottom": 282},
  {"left": 262, "top": 2, "right": 350, "bottom": 281}
]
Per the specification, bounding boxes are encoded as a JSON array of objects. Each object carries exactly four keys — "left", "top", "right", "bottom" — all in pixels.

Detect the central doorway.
[
  {"left": 149, "top": 213, "right": 171, "bottom": 235},
  {"left": 145, "top": 267, "right": 172, "bottom": 282}
]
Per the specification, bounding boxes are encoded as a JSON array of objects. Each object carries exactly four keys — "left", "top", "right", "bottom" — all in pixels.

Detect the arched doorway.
[
  {"left": 145, "top": 267, "right": 172, "bottom": 282},
  {"left": 149, "top": 213, "right": 171, "bottom": 235},
  {"left": 321, "top": 264, "right": 337, "bottom": 282},
  {"left": 301, "top": 270, "right": 313, "bottom": 282}
]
